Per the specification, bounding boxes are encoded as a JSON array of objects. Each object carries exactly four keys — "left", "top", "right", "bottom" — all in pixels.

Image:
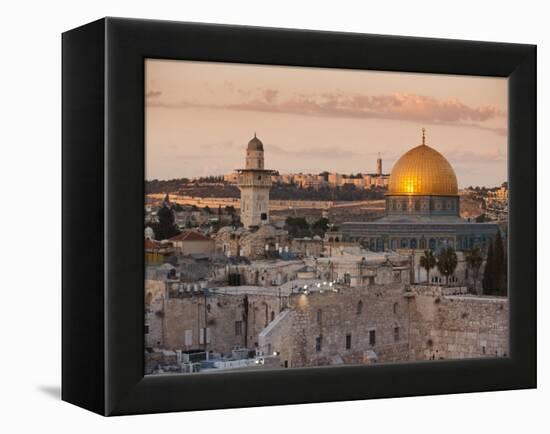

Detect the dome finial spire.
[{"left": 422, "top": 128, "right": 426, "bottom": 146}]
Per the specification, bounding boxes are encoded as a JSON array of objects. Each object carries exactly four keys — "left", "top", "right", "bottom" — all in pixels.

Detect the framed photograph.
[{"left": 62, "top": 17, "right": 536, "bottom": 416}]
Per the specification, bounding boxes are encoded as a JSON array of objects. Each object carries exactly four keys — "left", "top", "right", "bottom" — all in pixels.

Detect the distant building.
[
  {"left": 223, "top": 171, "right": 238, "bottom": 183},
  {"left": 144, "top": 226, "right": 155, "bottom": 240},
  {"left": 145, "top": 239, "right": 164, "bottom": 265},
  {"left": 169, "top": 231, "right": 215, "bottom": 255}
]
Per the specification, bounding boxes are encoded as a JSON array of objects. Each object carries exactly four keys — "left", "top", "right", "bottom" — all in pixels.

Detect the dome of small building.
[
  {"left": 247, "top": 133, "right": 264, "bottom": 151},
  {"left": 388, "top": 131, "right": 458, "bottom": 196}
]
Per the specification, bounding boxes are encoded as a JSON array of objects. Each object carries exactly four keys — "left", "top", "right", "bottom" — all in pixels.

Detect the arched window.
[
  {"left": 419, "top": 238, "right": 427, "bottom": 249},
  {"left": 317, "top": 309, "right": 323, "bottom": 324},
  {"left": 271, "top": 311, "right": 275, "bottom": 322},
  {"left": 356, "top": 300, "right": 363, "bottom": 315},
  {"left": 410, "top": 238, "right": 418, "bottom": 249},
  {"left": 393, "top": 302, "right": 398, "bottom": 315}
]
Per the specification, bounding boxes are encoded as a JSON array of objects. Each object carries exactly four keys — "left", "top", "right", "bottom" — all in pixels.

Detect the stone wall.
[
  {"left": 408, "top": 288, "right": 508, "bottom": 361},
  {"left": 282, "top": 284, "right": 410, "bottom": 367},
  {"left": 145, "top": 277, "right": 508, "bottom": 371},
  {"left": 148, "top": 290, "right": 286, "bottom": 355}
]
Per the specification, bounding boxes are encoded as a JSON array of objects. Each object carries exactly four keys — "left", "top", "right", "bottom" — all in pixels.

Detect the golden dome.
[{"left": 388, "top": 134, "right": 458, "bottom": 196}]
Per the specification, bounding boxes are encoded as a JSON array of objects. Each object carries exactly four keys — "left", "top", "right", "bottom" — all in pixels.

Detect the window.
[
  {"left": 315, "top": 336, "right": 322, "bottom": 352},
  {"left": 345, "top": 334, "right": 352, "bottom": 350},
  {"left": 271, "top": 311, "right": 275, "bottom": 322},
  {"left": 393, "top": 302, "right": 398, "bottom": 315},
  {"left": 184, "top": 329, "right": 192, "bottom": 346},
  {"left": 369, "top": 330, "right": 376, "bottom": 346},
  {"left": 356, "top": 300, "right": 363, "bottom": 315},
  {"left": 235, "top": 320, "right": 243, "bottom": 336},
  {"left": 317, "top": 309, "right": 323, "bottom": 324},
  {"left": 144, "top": 324, "right": 149, "bottom": 334},
  {"left": 261, "top": 212, "right": 267, "bottom": 220},
  {"left": 394, "top": 327, "right": 399, "bottom": 342}
]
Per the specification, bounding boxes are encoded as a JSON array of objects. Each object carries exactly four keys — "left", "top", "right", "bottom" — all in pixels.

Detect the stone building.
[
  {"left": 342, "top": 129, "right": 499, "bottom": 255},
  {"left": 215, "top": 224, "right": 290, "bottom": 260},
  {"left": 168, "top": 230, "right": 215, "bottom": 256},
  {"left": 237, "top": 134, "right": 273, "bottom": 228},
  {"left": 290, "top": 236, "right": 324, "bottom": 258}
]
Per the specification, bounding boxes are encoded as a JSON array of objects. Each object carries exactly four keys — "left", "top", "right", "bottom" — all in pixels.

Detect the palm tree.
[
  {"left": 419, "top": 250, "right": 436, "bottom": 284},
  {"left": 465, "top": 247, "right": 483, "bottom": 294},
  {"left": 436, "top": 247, "right": 458, "bottom": 286}
]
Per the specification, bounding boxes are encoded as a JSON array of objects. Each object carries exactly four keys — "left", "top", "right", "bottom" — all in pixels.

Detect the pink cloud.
[{"left": 146, "top": 88, "right": 506, "bottom": 135}]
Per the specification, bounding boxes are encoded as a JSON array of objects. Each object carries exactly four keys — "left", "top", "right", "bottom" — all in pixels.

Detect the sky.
[{"left": 145, "top": 59, "right": 507, "bottom": 188}]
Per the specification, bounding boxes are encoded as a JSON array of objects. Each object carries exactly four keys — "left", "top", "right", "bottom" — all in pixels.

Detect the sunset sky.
[{"left": 145, "top": 59, "right": 507, "bottom": 188}]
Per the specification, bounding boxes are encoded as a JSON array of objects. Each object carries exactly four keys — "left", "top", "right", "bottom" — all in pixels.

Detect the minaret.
[
  {"left": 237, "top": 134, "right": 273, "bottom": 228},
  {"left": 376, "top": 153, "right": 382, "bottom": 176}
]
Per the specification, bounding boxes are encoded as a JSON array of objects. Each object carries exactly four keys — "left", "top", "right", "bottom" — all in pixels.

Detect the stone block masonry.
[{"left": 408, "top": 287, "right": 508, "bottom": 361}]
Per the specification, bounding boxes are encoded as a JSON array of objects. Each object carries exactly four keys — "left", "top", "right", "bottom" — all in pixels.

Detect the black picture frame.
[{"left": 62, "top": 17, "right": 536, "bottom": 416}]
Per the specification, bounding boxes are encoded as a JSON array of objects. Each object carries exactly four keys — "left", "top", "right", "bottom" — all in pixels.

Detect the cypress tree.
[
  {"left": 156, "top": 204, "right": 180, "bottom": 240},
  {"left": 493, "top": 230, "right": 507, "bottom": 296},
  {"left": 482, "top": 240, "right": 494, "bottom": 294}
]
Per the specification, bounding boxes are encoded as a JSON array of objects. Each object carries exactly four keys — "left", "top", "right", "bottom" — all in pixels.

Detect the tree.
[
  {"left": 493, "top": 230, "right": 507, "bottom": 296},
  {"left": 465, "top": 247, "right": 483, "bottom": 294},
  {"left": 482, "top": 240, "right": 494, "bottom": 294},
  {"left": 419, "top": 250, "right": 436, "bottom": 284},
  {"left": 436, "top": 247, "right": 458, "bottom": 286},
  {"left": 155, "top": 204, "right": 180, "bottom": 240},
  {"left": 475, "top": 213, "right": 489, "bottom": 222},
  {"left": 285, "top": 217, "right": 311, "bottom": 238},
  {"left": 482, "top": 231, "right": 507, "bottom": 296},
  {"left": 311, "top": 217, "right": 330, "bottom": 236}
]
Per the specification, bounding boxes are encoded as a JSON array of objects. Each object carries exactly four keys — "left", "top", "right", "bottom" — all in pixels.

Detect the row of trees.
[
  {"left": 271, "top": 183, "right": 385, "bottom": 202},
  {"left": 418, "top": 230, "right": 507, "bottom": 296},
  {"left": 419, "top": 247, "right": 458, "bottom": 286},
  {"left": 284, "top": 217, "right": 331, "bottom": 238}
]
